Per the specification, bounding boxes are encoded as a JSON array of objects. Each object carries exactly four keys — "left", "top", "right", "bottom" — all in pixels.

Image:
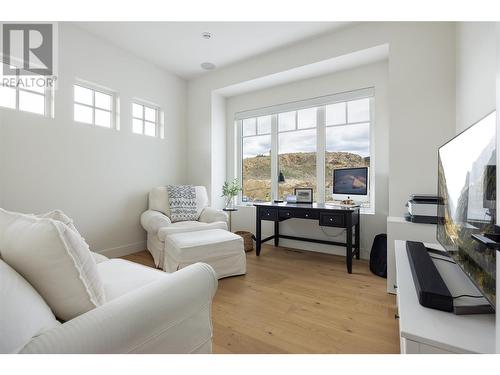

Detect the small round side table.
[{"left": 222, "top": 207, "right": 238, "bottom": 232}]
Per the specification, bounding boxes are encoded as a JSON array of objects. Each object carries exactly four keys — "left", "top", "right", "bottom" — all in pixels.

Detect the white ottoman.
[{"left": 164, "top": 229, "right": 246, "bottom": 279}]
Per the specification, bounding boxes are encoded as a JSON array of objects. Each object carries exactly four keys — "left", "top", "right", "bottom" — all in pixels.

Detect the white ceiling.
[
  {"left": 75, "top": 22, "right": 351, "bottom": 79},
  {"left": 216, "top": 44, "right": 389, "bottom": 97}
]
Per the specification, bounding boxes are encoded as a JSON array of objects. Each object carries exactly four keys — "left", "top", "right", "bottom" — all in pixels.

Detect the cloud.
[
  {"left": 326, "top": 123, "right": 370, "bottom": 157},
  {"left": 243, "top": 135, "right": 271, "bottom": 159},
  {"left": 279, "top": 128, "right": 316, "bottom": 154},
  {"left": 243, "top": 123, "right": 370, "bottom": 159}
]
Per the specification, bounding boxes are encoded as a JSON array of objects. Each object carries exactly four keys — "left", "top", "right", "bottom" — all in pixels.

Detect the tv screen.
[
  {"left": 437, "top": 111, "right": 497, "bottom": 308},
  {"left": 333, "top": 167, "right": 368, "bottom": 195}
]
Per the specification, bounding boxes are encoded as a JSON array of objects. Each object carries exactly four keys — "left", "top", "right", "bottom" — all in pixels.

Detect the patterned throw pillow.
[{"left": 167, "top": 185, "right": 198, "bottom": 223}]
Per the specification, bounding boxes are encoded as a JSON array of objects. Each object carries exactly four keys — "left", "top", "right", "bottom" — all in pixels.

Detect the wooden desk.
[{"left": 254, "top": 202, "right": 360, "bottom": 273}]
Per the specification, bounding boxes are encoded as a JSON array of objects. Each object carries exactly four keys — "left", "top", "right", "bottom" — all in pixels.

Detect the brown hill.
[{"left": 242, "top": 151, "right": 369, "bottom": 201}]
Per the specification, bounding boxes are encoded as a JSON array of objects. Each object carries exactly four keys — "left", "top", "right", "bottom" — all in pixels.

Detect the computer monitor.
[{"left": 332, "top": 167, "right": 369, "bottom": 202}]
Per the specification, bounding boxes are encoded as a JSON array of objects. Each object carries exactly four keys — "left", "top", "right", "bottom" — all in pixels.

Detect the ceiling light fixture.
[
  {"left": 201, "top": 62, "right": 216, "bottom": 71},
  {"left": 202, "top": 32, "right": 212, "bottom": 40}
]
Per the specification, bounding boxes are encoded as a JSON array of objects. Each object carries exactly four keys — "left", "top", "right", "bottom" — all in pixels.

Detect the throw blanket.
[{"left": 167, "top": 185, "right": 198, "bottom": 223}]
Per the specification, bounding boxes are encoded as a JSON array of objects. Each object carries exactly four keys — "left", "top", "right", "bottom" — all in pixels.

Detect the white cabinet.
[
  {"left": 395, "top": 240, "right": 495, "bottom": 354},
  {"left": 387, "top": 217, "right": 436, "bottom": 294}
]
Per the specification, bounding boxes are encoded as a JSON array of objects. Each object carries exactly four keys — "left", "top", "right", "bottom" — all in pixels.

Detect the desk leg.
[
  {"left": 355, "top": 222, "right": 360, "bottom": 260},
  {"left": 256, "top": 213, "right": 262, "bottom": 256},
  {"left": 274, "top": 220, "right": 279, "bottom": 247},
  {"left": 346, "top": 225, "right": 353, "bottom": 274}
]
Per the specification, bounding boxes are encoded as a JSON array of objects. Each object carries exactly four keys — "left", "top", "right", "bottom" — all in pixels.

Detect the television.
[
  {"left": 437, "top": 111, "right": 497, "bottom": 308},
  {"left": 332, "top": 167, "right": 369, "bottom": 201}
]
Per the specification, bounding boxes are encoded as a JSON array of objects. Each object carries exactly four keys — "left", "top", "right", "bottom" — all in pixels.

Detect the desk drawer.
[
  {"left": 259, "top": 207, "right": 278, "bottom": 221},
  {"left": 279, "top": 209, "right": 319, "bottom": 220},
  {"left": 319, "top": 212, "right": 345, "bottom": 227}
]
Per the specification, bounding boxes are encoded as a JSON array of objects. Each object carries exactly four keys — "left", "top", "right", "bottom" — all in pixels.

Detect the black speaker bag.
[{"left": 370, "top": 233, "right": 387, "bottom": 278}]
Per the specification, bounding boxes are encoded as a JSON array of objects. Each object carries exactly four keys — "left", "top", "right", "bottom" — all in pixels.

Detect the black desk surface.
[{"left": 253, "top": 202, "right": 359, "bottom": 212}]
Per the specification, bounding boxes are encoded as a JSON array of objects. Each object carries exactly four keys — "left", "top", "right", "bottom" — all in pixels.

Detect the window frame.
[
  {"left": 73, "top": 82, "right": 116, "bottom": 129},
  {"left": 235, "top": 88, "right": 375, "bottom": 212},
  {"left": 131, "top": 101, "right": 163, "bottom": 138},
  {"left": 0, "top": 68, "right": 53, "bottom": 118}
]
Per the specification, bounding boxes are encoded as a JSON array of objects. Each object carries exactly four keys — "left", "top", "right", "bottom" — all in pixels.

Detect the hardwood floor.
[{"left": 122, "top": 245, "right": 400, "bottom": 354}]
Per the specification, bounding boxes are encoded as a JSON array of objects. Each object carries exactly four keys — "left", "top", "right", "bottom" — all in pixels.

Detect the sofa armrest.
[
  {"left": 199, "top": 207, "right": 228, "bottom": 224},
  {"left": 141, "top": 209, "right": 172, "bottom": 233},
  {"left": 20, "top": 263, "right": 218, "bottom": 354}
]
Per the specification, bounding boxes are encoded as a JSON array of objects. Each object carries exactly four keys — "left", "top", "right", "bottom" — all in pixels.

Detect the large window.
[
  {"left": 325, "top": 98, "right": 370, "bottom": 201},
  {"left": 74, "top": 83, "right": 114, "bottom": 128},
  {"left": 0, "top": 72, "right": 52, "bottom": 117},
  {"left": 237, "top": 89, "right": 373, "bottom": 206}
]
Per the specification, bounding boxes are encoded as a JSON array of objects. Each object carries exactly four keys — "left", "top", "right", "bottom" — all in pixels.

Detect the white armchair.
[
  {"left": 1, "top": 256, "right": 218, "bottom": 354},
  {"left": 141, "top": 186, "right": 228, "bottom": 270}
]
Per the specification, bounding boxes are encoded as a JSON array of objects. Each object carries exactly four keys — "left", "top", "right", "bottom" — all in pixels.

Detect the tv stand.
[{"left": 395, "top": 240, "right": 495, "bottom": 353}]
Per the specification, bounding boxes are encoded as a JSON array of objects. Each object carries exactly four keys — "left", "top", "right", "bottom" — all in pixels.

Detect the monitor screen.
[{"left": 333, "top": 167, "right": 368, "bottom": 196}]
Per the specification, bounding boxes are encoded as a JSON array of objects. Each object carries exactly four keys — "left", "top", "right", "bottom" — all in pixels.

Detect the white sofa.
[
  {"left": 1, "top": 252, "right": 218, "bottom": 354},
  {"left": 141, "top": 186, "right": 229, "bottom": 270}
]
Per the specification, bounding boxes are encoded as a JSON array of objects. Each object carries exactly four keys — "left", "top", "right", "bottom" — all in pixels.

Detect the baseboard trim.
[{"left": 97, "top": 241, "right": 146, "bottom": 258}]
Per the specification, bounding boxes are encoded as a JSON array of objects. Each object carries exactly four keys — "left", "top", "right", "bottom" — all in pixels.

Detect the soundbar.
[{"left": 406, "top": 241, "right": 453, "bottom": 312}]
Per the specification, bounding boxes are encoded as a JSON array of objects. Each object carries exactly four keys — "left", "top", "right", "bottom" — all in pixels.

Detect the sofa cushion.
[
  {"left": 97, "top": 259, "right": 165, "bottom": 301},
  {"left": 0, "top": 258, "right": 60, "bottom": 353},
  {"left": 37, "top": 210, "right": 107, "bottom": 265},
  {"left": 0, "top": 208, "right": 105, "bottom": 321},
  {"left": 149, "top": 186, "right": 209, "bottom": 219}
]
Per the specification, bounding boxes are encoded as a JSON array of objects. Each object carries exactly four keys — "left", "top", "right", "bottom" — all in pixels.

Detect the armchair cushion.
[{"left": 0, "top": 208, "right": 105, "bottom": 321}]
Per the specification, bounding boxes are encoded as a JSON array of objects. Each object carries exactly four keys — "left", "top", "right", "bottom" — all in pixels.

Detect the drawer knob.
[
  {"left": 394, "top": 285, "right": 398, "bottom": 289},
  {"left": 395, "top": 314, "right": 400, "bottom": 319},
  {"left": 305, "top": 214, "right": 309, "bottom": 217},
  {"left": 329, "top": 218, "right": 333, "bottom": 222}
]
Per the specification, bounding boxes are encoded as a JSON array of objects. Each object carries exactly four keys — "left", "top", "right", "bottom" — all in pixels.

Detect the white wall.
[
  {"left": 187, "top": 22, "right": 456, "bottom": 248},
  {"left": 0, "top": 23, "right": 187, "bottom": 256},
  {"left": 211, "top": 93, "right": 227, "bottom": 207},
  {"left": 456, "top": 22, "right": 497, "bottom": 133},
  {"left": 225, "top": 62, "right": 389, "bottom": 258}
]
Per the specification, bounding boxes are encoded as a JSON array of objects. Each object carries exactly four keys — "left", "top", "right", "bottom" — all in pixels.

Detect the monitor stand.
[{"left": 406, "top": 241, "right": 494, "bottom": 315}]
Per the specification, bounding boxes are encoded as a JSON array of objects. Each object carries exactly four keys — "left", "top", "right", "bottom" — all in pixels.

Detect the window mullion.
[
  {"left": 316, "top": 106, "right": 326, "bottom": 204},
  {"left": 92, "top": 90, "right": 96, "bottom": 126},
  {"left": 270, "top": 114, "right": 278, "bottom": 201},
  {"left": 236, "top": 120, "right": 243, "bottom": 203},
  {"left": 15, "top": 86, "right": 20, "bottom": 110},
  {"left": 142, "top": 105, "right": 145, "bottom": 135}
]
